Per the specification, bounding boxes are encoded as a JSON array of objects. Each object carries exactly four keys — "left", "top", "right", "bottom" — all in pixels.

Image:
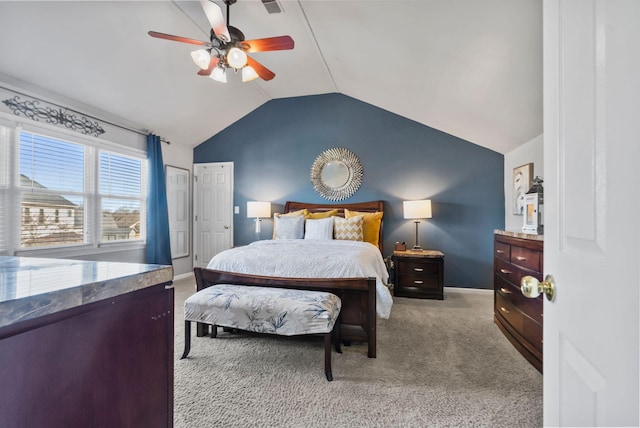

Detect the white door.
[
  {"left": 166, "top": 166, "right": 190, "bottom": 259},
  {"left": 543, "top": 0, "right": 639, "bottom": 425},
  {"left": 193, "top": 162, "right": 233, "bottom": 268}
]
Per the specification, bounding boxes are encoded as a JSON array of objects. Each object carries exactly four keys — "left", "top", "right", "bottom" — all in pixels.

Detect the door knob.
[
  {"left": 224, "top": 225, "right": 229, "bottom": 229},
  {"left": 521, "top": 274, "right": 556, "bottom": 302}
]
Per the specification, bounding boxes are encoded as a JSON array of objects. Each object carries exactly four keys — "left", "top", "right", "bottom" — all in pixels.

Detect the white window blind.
[
  {"left": 99, "top": 152, "right": 144, "bottom": 242},
  {"left": 19, "top": 131, "right": 87, "bottom": 248},
  {"left": 0, "top": 126, "right": 11, "bottom": 254}
]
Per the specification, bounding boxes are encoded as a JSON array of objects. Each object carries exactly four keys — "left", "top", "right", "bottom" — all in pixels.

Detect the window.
[
  {"left": 99, "top": 152, "right": 144, "bottom": 242},
  {"left": 0, "top": 125, "right": 146, "bottom": 255}
]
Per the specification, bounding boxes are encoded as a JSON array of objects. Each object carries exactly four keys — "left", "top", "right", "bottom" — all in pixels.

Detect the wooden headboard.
[{"left": 284, "top": 200, "right": 385, "bottom": 252}]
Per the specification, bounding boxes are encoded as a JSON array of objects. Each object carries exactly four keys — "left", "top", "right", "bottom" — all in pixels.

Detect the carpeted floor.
[{"left": 173, "top": 277, "right": 542, "bottom": 427}]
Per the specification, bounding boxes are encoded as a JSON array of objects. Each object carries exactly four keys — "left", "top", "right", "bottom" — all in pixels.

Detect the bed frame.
[{"left": 194, "top": 200, "right": 386, "bottom": 358}]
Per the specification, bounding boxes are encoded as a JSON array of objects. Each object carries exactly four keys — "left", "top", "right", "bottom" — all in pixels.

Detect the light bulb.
[
  {"left": 227, "top": 47, "right": 247, "bottom": 69},
  {"left": 210, "top": 66, "right": 227, "bottom": 83},
  {"left": 242, "top": 66, "right": 259, "bottom": 82},
  {"left": 190, "top": 49, "right": 211, "bottom": 70}
]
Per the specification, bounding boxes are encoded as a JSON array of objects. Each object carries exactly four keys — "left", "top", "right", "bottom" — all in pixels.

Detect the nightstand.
[{"left": 392, "top": 250, "right": 445, "bottom": 299}]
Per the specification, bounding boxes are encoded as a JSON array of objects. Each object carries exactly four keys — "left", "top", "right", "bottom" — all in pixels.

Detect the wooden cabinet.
[
  {"left": 494, "top": 232, "right": 543, "bottom": 372},
  {"left": 0, "top": 283, "right": 174, "bottom": 427},
  {"left": 393, "top": 250, "right": 444, "bottom": 299}
]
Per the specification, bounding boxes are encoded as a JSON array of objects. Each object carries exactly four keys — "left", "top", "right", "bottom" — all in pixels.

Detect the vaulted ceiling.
[{"left": 0, "top": 1, "right": 542, "bottom": 154}]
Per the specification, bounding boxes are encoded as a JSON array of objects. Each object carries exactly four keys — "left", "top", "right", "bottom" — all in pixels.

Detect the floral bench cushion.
[{"left": 184, "top": 284, "right": 342, "bottom": 336}]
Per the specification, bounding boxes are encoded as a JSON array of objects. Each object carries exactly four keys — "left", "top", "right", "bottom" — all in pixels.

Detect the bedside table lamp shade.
[
  {"left": 403, "top": 200, "right": 432, "bottom": 250},
  {"left": 247, "top": 201, "right": 271, "bottom": 236}
]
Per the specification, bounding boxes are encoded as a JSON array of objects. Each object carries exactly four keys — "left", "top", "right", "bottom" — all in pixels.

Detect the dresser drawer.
[
  {"left": 495, "top": 275, "right": 543, "bottom": 323},
  {"left": 494, "top": 241, "right": 511, "bottom": 262},
  {"left": 522, "top": 316, "right": 543, "bottom": 353},
  {"left": 495, "top": 293, "right": 522, "bottom": 332},
  {"left": 511, "top": 246, "right": 541, "bottom": 272},
  {"left": 397, "top": 274, "right": 440, "bottom": 291}
]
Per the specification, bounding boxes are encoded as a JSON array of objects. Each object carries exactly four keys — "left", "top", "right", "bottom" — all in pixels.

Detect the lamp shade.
[
  {"left": 247, "top": 201, "right": 271, "bottom": 218},
  {"left": 403, "top": 200, "right": 432, "bottom": 219}
]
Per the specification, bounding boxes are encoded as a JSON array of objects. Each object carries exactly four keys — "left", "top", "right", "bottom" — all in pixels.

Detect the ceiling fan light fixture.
[
  {"left": 190, "top": 49, "right": 211, "bottom": 70},
  {"left": 210, "top": 66, "right": 227, "bottom": 83},
  {"left": 227, "top": 47, "right": 248, "bottom": 69},
  {"left": 242, "top": 65, "right": 259, "bottom": 82}
]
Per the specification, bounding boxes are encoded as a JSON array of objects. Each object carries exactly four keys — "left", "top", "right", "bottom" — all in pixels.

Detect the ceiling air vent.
[{"left": 261, "top": 0, "right": 283, "bottom": 14}]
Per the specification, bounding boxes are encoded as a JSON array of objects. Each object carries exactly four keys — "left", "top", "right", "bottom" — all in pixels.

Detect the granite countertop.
[
  {"left": 0, "top": 256, "right": 173, "bottom": 329},
  {"left": 494, "top": 229, "right": 544, "bottom": 241},
  {"left": 393, "top": 249, "right": 445, "bottom": 258}
]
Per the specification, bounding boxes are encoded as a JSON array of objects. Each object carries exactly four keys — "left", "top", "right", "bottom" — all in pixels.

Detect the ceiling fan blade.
[
  {"left": 246, "top": 56, "right": 275, "bottom": 81},
  {"left": 240, "top": 36, "right": 294, "bottom": 53},
  {"left": 200, "top": 0, "right": 231, "bottom": 42},
  {"left": 197, "top": 57, "right": 220, "bottom": 76},
  {"left": 148, "top": 31, "right": 211, "bottom": 47}
]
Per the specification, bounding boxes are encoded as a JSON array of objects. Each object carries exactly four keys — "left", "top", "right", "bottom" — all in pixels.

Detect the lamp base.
[{"left": 412, "top": 245, "right": 424, "bottom": 251}]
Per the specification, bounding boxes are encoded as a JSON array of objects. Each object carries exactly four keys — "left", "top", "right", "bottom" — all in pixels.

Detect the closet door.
[{"left": 193, "top": 162, "right": 233, "bottom": 268}]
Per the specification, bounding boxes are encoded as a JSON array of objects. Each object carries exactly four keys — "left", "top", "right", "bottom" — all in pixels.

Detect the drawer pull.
[
  {"left": 516, "top": 256, "right": 527, "bottom": 261},
  {"left": 413, "top": 280, "right": 424, "bottom": 284},
  {"left": 499, "top": 287, "right": 511, "bottom": 295},
  {"left": 499, "top": 306, "right": 510, "bottom": 314},
  {"left": 500, "top": 268, "right": 512, "bottom": 275},
  {"left": 413, "top": 268, "right": 424, "bottom": 272},
  {"left": 496, "top": 249, "right": 505, "bottom": 254}
]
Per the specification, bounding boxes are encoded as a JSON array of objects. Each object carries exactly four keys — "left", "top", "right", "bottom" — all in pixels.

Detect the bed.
[{"left": 196, "top": 200, "right": 391, "bottom": 358}]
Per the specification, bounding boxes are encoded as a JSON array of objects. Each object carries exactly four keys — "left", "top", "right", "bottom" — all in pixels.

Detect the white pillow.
[
  {"left": 304, "top": 217, "right": 334, "bottom": 240},
  {"left": 274, "top": 215, "right": 305, "bottom": 239}
]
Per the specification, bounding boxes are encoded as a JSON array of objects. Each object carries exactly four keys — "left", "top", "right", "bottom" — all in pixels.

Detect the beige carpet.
[{"left": 173, "top": 277, "right": 542, "bottom": 427}]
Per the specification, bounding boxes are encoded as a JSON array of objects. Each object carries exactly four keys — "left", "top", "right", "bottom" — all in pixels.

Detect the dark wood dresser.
[
  {"left": 393, "top": 250, "right": 445, "bottom": 299},
  {"left": 493, "top": 231, "right": 543, "bottom": 372}
]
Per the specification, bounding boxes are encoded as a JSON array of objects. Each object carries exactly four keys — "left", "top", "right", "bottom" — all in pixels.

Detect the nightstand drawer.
[
  {"left": 397, "top": 274, "right": 440, "bottom": 290},
  {"left": 396, "top": 260, "right": 440, "bottom": 276}
]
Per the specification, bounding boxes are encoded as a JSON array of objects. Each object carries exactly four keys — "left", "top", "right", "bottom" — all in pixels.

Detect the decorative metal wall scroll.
[
  {"left": 310, "top": 147, "right": 363, "bottom": 201},
  {"left": 2, "top": 96, "right": 105, "bottom": 137}
]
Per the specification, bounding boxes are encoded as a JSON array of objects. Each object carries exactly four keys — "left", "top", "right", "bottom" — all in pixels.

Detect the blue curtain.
[{"left": 146, "top": 134, "right": 172, "bottom": 265}]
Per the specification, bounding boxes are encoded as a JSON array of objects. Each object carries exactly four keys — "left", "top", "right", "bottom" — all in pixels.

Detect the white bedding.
[{"left": 206, "top": 239, "right": 393, "bottom": 319}]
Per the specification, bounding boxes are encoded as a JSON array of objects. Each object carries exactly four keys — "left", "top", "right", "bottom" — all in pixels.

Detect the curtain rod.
[{"left": 0, "top": 84, "right": 170, "bottom": 144}]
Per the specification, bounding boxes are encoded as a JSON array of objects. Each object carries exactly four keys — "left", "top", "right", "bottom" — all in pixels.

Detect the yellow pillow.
[
  {"left": 345, "top": 209, "right": 383, "bottom": 247},
  {"left": 306, "top": 209, "right": 338, "bottom": 220},
  {"left": 273, "top": 209, "right": 308, "bottom": 238}
]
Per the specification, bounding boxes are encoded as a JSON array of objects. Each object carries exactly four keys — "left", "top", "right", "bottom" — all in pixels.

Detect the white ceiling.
[{"left": 0, "top": 0, "right": 542, "bottom": 154}]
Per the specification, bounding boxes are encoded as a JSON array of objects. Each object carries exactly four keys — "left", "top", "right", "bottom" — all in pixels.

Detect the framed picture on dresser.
[{"left": 512, "top": 162, "right": 533, "bottom": 215}]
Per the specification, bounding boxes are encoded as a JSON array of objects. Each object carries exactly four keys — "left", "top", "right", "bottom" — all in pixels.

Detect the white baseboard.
[
  {"left": 444, "top": 286, "right": 492, "bottom": 294},
  {"left": 173, "top": 272, "right": 194, "bottom": 281}
]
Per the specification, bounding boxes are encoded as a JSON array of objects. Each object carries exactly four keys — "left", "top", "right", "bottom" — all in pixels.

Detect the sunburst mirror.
[{"left": 310, "top": 147, "right": 363, "bottom": 201}]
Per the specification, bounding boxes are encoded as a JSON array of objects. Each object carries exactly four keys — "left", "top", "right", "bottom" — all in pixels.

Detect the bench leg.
[
  {"left": 324, "top": 332, "right": 333, "bottom": 381},
  {"left": 181, "top": 321, "right": 191, "bottom": 359},
  {"left": 210, "top": 325, "right": 217, "bottom": 338}
]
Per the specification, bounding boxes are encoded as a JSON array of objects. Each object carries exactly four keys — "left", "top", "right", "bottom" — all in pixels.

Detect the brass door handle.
[
  {"left": 499, "top": 306, "right": 510, "bottom": 314},
  {"left": 521, "top": 274, "right": 556, "bottom": 302},
  {"left": 499, "top": 287, "right": 511, "bottom": 295}
]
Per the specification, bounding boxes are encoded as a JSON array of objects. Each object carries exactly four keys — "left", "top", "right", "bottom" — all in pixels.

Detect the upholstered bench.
[{"left": 181, "top": 284, "right": 342, "bottom": 381}]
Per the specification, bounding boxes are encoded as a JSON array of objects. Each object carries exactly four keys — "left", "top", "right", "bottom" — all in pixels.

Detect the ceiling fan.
[{"left": 148, "top": 0, "right": 294, "bottom": 82}]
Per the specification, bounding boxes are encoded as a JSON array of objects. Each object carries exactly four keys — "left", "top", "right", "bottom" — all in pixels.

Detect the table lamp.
[
  {"left": 247, "top": 201, "right": 271, "bottom": 239},
  {"left": 403, "top": 200, "right": 432, "bottom": 250}
]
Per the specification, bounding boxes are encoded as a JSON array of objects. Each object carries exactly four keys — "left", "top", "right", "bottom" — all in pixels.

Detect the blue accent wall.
[{"left": 194, "top": 93, "right": 504, "bottom": 289}]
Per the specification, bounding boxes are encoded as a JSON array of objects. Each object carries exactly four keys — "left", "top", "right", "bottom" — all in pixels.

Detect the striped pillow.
[
  {"left": 333, "top": 215, "right": 364, "bottom": 241},
  {"left": 304, "top": 217, "right": 334, "bottom": 240}
]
